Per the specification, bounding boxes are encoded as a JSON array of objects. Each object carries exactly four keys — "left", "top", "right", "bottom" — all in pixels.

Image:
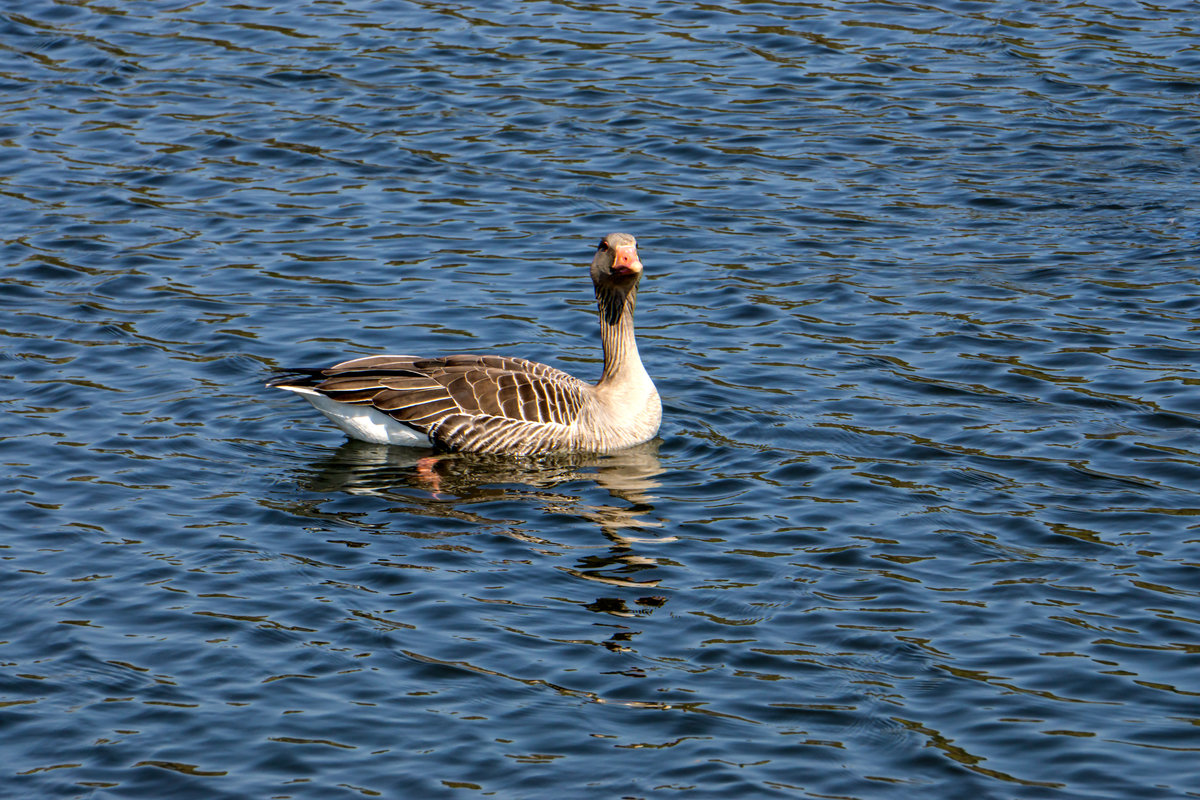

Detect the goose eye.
[{"left": 597, "top": 239, "right": 609, "bottom": 252}]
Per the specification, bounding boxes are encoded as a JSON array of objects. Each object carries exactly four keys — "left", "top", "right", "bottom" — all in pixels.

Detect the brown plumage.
[{"left": 268, "top": 233, "right": 661, "bottom": 454}]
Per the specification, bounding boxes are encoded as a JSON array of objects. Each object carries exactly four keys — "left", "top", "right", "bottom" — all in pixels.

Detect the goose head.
[{"left": 591, "top": 232, "right": 642, "bottom": 290}]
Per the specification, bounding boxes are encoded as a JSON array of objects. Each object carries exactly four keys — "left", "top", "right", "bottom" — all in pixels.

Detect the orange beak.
[{"left": 611, "top": 245, "right": 642, "bottom": 278}]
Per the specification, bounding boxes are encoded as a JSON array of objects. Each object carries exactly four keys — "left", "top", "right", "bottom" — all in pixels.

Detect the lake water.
[{"left": 3, "top": 1, "right": 1200, "bottom": 798}]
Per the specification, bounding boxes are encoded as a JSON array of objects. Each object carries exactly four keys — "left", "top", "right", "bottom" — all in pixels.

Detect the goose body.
[{"left": 268, "top": 233, "right": 661, "bottom": 455}]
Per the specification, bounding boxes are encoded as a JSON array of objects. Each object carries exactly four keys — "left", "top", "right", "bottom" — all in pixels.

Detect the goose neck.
[{"left": 596, "top": 285, "right": 643, "bottom": 386}]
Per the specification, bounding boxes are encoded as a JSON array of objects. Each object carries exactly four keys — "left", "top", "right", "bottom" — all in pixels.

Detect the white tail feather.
[{"left": 280, "top": 386, "right": 430, "bottom": 447}]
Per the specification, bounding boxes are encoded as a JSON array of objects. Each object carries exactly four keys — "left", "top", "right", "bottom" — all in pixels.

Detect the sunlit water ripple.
[{"left": 3, "top": 1, "right": 1199, "bottom": 798}]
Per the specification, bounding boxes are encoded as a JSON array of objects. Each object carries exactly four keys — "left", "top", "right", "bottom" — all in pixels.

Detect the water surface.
[{"left": 3, "top": 1, "right": 1200, "bottom": 798}]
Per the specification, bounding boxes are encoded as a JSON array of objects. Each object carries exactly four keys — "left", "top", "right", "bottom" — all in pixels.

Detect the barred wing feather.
[{"left": 296, "top": 354, "right": 590, "bottom": 453}]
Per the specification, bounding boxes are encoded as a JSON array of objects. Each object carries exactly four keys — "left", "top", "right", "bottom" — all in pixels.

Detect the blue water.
[{"left": 3, "top": 1, "right": 1200, "bottom": 798}]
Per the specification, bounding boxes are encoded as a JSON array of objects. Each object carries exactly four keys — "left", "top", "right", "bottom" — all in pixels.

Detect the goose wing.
[{"left": 270, "top": 354, "right": 591, "bottom": 453}]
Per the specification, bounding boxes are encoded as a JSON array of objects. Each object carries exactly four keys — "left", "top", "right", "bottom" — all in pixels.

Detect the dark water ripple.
[{"left": 4, "top": 1, "right": 1200, "bottom": 798}]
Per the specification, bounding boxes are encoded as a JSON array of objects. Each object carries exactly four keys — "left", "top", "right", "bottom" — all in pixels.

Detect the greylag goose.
[{"left": 268, "top": 233, "right": 661, "bottom": 454}]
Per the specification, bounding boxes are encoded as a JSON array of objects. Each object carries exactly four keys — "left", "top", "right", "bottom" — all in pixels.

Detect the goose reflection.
[
  {"left": 300, "top": 440, "right": 663, "bottom": 527},
  {"left": 288, "top": 440, "right": 671, "bottom": 620}
]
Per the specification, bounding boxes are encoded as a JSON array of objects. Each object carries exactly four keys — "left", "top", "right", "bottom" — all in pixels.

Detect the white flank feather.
[{"left": 280, "top": 386, "right": 431, "bottom": 447}]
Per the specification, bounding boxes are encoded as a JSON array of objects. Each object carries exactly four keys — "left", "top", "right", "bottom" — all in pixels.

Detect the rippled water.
[{"left": 4, "top": 1, "right": 1200, "bottom": 798}]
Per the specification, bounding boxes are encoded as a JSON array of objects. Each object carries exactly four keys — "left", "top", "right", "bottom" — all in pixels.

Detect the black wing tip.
[{"left": 265, "top": 367, "right": 327, "bottom": 388}]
